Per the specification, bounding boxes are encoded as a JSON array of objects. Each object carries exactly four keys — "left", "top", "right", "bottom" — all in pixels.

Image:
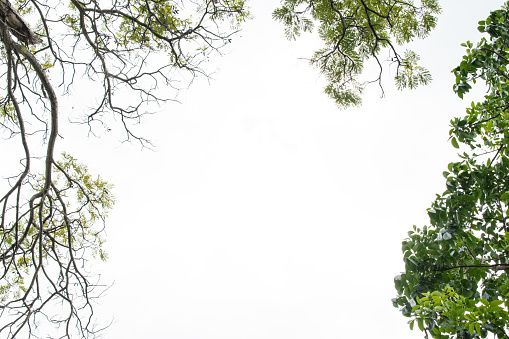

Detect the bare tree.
[{"left": 0, "top": 0, "right": 248, "bottom": 337}]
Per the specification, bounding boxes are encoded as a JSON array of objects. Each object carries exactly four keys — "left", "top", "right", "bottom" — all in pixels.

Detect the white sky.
[{"left": 50, "top": 1, "right": 507, "bottom": 338}]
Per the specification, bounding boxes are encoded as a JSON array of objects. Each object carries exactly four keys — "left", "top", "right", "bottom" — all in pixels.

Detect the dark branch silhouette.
[{"left": 0, "top": 0, "right": 41, "bottom": 44}]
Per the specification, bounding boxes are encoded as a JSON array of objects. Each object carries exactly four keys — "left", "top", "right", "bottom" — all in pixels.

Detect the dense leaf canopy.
[{"left": 394, "top": 3, "right": 509, "bottom": 338}]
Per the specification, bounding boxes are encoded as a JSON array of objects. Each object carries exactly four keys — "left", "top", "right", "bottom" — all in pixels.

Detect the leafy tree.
[
  {"left": 394, "top": 2, "right": 509, "bottom": 338},
  {"left": 273, "top": 0, "right": 441, "bottom": 108}
]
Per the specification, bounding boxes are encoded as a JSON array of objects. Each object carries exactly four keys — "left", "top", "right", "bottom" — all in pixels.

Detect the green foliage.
[
  {"left": 64, "top": 0, "right": 250, "bottom": 55},
  {"left": 0, "top": 153, "right": 114, "bottom": 304},
  {"left": 117, "top": 0, "right": 193, "bottom": 50},
  {"left": 54, "top": 153, "right": 114, "bottom": 260},
  {"left": 273, "top": 0, "right": 440, "bottom": 108},
  {"left": 394, "top": 3, "right": 509, "bottom": 338},
  {"left": 0, "top": 101, "right": 16, "bottom": 120},
  {"left": 395, "top": 50, "right": 433, "bottom": 90},
  {"left": 409, "top": 286, "right": 509, "bottom": 338}
]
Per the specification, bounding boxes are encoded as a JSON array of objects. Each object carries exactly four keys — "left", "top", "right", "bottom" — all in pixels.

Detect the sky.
[{"left": 48, "top": 1, "right": 508, "bottom": 338}]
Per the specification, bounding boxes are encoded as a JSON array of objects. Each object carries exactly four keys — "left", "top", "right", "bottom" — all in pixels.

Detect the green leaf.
[
  {"left": 451, "top": 137, "right": 460, "bottom": 148},
  {"left": 418, "top": 317, "right": 424, "bottom": 331},
  {"left": 475, "top": 322, "right": 481, "bottom": 335},
  {"left": 502, "top": 156, "right": 509, "bottom": 168},
  {"left": 491, "top": 300, "right": 504, "bottom": 307}
]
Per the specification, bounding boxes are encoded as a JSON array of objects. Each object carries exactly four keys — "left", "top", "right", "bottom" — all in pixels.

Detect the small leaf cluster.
[
  {"left": 395, "top": 50, "right": 433, "bottom": 90},
  {"left": 0, "top": 100, "right": 16, "bottom": 121},
  {"left": 54, "top": 153, "right": 114, "bottom": 260},
  {"left": 117, "top": 0, "right": 191, "bottom": 50}
]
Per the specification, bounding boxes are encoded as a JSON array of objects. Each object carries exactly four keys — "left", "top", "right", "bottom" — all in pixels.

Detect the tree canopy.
[
  {"left": 394, "top": 2, "right": 509, "bottom": 338},
  {"left": 274, "top": 0, "right": 440, "bottom": 107},
  {"left": 0, "top": 0, "right": 444, "bottom": 337}
]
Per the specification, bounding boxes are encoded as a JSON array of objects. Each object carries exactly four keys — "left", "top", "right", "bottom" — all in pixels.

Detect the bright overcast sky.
[{"left": 52, "top": 1, "right": 507, "bottom": 338}]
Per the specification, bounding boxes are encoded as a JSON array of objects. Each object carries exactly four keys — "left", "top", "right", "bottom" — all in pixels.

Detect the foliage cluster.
[
  {"left": 394, "top": 3, "right": 509, "bottom": 338},
  {"left": 273, "top": 0, "right": 440, "bottom": 107}
]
